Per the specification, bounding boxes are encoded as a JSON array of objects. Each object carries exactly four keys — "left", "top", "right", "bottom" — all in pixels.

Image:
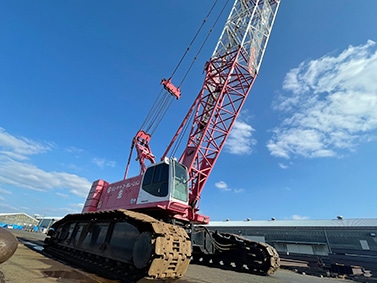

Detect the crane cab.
[
  {"left": 82, "top": 158, "right": 192, "bottom": 221},
  {"left": 137, "top": 157, "right": 189, "bottom": 205}
]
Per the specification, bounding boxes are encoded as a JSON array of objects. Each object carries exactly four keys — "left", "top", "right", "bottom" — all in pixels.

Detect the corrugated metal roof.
[
  {"left": 207, "top": 218, "right": 377, "bottom": 228},
  {"left": 0, "top": 212, "right": 39, "bottom": 226},
  {"left": 0, "top": 212, "right": 38, "bottom": 221}
]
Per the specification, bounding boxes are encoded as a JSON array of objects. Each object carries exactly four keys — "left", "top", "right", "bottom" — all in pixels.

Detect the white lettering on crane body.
[{"left": 107, "top": 180, "right": 140, "bottom": 194}]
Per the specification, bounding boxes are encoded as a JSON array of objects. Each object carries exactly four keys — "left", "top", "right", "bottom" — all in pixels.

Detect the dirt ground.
[{"left": 0, "top": 229, "right": 362, "bottom": 283}]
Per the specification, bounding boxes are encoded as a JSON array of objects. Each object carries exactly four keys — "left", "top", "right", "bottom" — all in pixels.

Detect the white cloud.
[
  {"left": 0, "top": 127, "right": 53, "bottom": 160},
  {"left": 65, "top": 146, "right": 85, "bottom": 159},
  {"left": 226, "top": 120, "right": 257, "bottom": 155},
  {"left": 0, "top": 203, "right": 19, "bottom": 211},
  {"left": 268, "top": 40, "right": 377, "bottom": 159},
  {"left": 215, "top": 181, "right": 231, "bottom": 191},
  {"left": 215, "top": 180, "right": 244, "bottom": 193},
  {"left": 92, "top": 157, "right": 116, "bottom": 168},
  {"left": 66, "top": 146, "right": 84, "bottom": 154},
  {"left": 69, "top": 203, "right": 84, "bottom": 210},
  {"left": 0, "top": 188, "right": 12, "bottom": 195},
  {"left": 0, "top": 160, "right": 91, "bottom": 197},
  {"left": 0, "top": 187, "right": 11, "bottom": 201},
  {"left": 0, "top": 128, "right": 92, "bottom": 199},
  {"left": 56, "top": 192, "right": 69, "bottom": 198},
  {"left": 291, "top": 214, "right": 310, "bottom": 220},
  {"left": 278, "top": 163, "right": 288, "bottom": 169}
]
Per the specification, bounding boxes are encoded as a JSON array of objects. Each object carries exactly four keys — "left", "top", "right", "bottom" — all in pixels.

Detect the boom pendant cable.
[
  {"left": 140, "top": 0, "right": 224, "bottom": 137},
  {"left": 170, "top": 0, "right": 219, "bottom": 79},
  {"left": 178, "top": 0, "right": 230, "bottom": 88},
  {"left": 140, "top": 88, "right": 165, "bottom": 131},
  {"left": 168, "top": 0, "right": 231, "bottom": 157}
]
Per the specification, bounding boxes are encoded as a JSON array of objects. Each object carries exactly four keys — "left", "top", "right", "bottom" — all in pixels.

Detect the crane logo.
[{"left": 107, "top": 180, "right": 141, "bottom": 194}]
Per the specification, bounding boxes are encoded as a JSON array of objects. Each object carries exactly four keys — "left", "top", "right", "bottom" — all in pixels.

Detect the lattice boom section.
[
  {"left": 179, "top": 0, "right": 280, "bottom": 211},
  {"left": 182, "top": 48, "right": 256, "bottom": 204},
  {"left": 213, "top": 0, "right": 280, "bottom": 75}
]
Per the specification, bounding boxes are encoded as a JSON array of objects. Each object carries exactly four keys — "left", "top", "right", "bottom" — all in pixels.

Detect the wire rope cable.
[
  {"left": 145, "top": 92, "right": 170, "bottom": 133},
  {"left": 178, "top": 0, "right": 230, "bottom": 88},
  {"left": 168, "top": 0, "right": 231, "bottom": 157},
  {"left": 138, "top": 1, "right": 222, "bottom": 137},
  {"left": 169, "top": 105, "right": 195, "bottom": 158},
  {"left": 140, "top": 88, "right": 166, "bottom": 131},
  {"left": 170, "top": 0, "right": 219, "bottom": 79}
]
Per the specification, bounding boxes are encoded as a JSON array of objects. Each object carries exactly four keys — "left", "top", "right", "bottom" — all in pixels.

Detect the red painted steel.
[
  {"left": 133, "top": 130, "right": 156, "bottom": 174},
  {"left": 83, "top": 0, "right": 280, "bottom": 224},
  {"left": 161, "top": 78, "right": 181, "bottom": 99},
  {"left": 165, "top": 48, "right": 257, "bottom": 212}
]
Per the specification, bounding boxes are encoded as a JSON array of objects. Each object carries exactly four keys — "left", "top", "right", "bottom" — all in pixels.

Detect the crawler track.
[
  {"left": 192, "top": 227, "right": 280, "bottom": 275},
  {"left": 44, "top": 209, "right": 191, "bottom": 282}
]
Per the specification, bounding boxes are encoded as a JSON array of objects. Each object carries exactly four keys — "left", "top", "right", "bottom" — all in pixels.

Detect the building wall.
[
  {"left": 209, "top": 225, "right": 377, "bottom": 256},
  {"left": 0, "top": 213, "right": 39, "bottom": 228}
]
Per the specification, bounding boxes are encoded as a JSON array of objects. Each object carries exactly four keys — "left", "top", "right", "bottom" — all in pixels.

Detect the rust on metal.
[
  {"left": 45, "top": 209, "right": 191, "bottom": 281},
  {"left": 116, "top": 209, "right": 191, "bottom": 279}
]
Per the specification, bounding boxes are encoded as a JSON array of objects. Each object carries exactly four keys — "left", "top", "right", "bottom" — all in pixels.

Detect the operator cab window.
[
  {"left": 142, "top": 163, "right": 169, "bottom": 197},
  {"left": 172, "top": 162, "right": 188, "bottom": 202}
]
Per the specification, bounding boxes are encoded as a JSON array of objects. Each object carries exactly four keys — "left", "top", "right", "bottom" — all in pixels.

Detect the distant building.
[
  {"left": 0, "top": 213, "right": 39, "bottom": 230},
  {"left": 208, "top": 218, "right": 377, "bottom": 276},
  {"left": 0, "top": 213, "right": 61, "bottom": 232}
]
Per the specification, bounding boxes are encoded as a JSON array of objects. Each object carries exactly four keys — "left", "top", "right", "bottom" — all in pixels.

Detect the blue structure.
[{"left": 0, "top": 213, "right": 39, "bottom": 230}]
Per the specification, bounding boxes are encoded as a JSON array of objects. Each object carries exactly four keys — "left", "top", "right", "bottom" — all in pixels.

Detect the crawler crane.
[{"left": 45, "top": 0, "right": 281, "bottom": 281}]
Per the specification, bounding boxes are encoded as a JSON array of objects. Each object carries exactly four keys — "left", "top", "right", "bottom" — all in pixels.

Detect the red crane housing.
[
  {"left": 46, "top": 1, "right": 281, "bottom": 281},
  {"left": 83, "top": 0, "right": 280, "bottom": 225}
]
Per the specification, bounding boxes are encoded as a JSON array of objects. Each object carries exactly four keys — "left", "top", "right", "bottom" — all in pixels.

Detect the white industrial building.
[
  {"left": 0, "top": 213, "right": 60, "bottom": 232},
  {"left": 0, "top": 213, "right": 39, "bottom": 229}
]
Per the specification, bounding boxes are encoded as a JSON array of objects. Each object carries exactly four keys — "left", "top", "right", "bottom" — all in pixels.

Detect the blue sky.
[{"left": 1, "top": 1, "right": 376, "bottom": 221}]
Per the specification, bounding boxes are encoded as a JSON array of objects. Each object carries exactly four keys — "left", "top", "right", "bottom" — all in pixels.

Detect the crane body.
[
  {"left": 83, "top": 157, "right": 209, "bottom": 224},
  {"left": 45, "top": 0, "right": 281, "bottom": 281}
]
